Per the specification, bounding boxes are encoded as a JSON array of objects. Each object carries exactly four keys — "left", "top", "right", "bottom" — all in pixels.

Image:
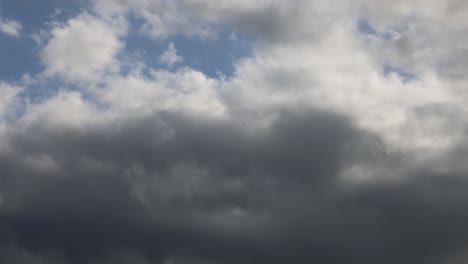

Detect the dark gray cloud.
[
  {"left": 181, "top": 0, "right": 345, "bottom": 45},
  {"left": 0, "top": 108, "right": 467, "bottom": 264}
]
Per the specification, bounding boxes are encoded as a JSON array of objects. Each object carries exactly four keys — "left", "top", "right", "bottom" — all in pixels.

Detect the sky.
[{"left": 1, "top": 0, "right": 468, "bottom": 263}]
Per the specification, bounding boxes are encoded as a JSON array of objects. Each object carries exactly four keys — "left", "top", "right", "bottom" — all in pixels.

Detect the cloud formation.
[
  {"left": 1, "top": 0, "right": 468, "bottom": 263},
  {"left": 39, "top": 13, "right": 125, "bottom": 82},
  {"left": 0, "top": 17, "right": 22, "bottom": 37},
  {"left": 160, "top": 42, "right": 183, "bottom": 67}
]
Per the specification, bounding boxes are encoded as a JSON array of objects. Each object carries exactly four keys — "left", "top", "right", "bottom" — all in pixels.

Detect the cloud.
[
  {"left": 91, "top": 0, "right": 215, "bottom": 39},
  {"left": 1, "top": 106, "right": 468, "bottom": 264},
  {"left": 2, "top": 0, "right": 468, "bottom": 263},
  {"left": 354, "top": 0, "right": 468, "bottom": 79},
  {"left": 0, "top": 17, "right": 22, "bottom": 37},
  {"left": 39, "top": 13, "right": 125, "bottom": 83},
  {"left": 160, "top": 42, "right": 183, "bottom": 67},
  {"left": 95, "top": 68, "right": 225, "bottom": 116},
  {"left": 0, "top": 83, "right": 21, "bottom": 118},
  {"left": 0, "top": 108, "right": 369, "bottom": 263}
]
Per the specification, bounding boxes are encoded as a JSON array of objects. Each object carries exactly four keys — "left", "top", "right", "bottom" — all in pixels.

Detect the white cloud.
[
  {"left": 0, "top": 82, "right": 21, "bottom": 118},
  {"left": 355, "top": 0, "right": 468, "bottom": 78},
  {"left": 92, "top": 0, "right": 215, "bottom": 39},
  {"left": 96, "top": 68, "right": 225, "bottom": 117},
  {"left": 39, "top": 13, "right": 125, "bottom": 83},
  {"left": 159, "top": 42, "right": 183, "bottom": 67},
  {"left": 0, "top": 17, "right": 22, "bottom": 37},
  {"left": 19, "top": 91, "right": 101, "bottom": 131}
]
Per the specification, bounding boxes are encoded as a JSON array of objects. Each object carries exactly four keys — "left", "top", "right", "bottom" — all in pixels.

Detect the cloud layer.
[{"left": 1, "top": 1, "right": 468, "bottom": 263}]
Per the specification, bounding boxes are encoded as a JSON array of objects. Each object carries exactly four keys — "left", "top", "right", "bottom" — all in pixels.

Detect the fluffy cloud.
[
  {"left": 160, "top": 42, "right": 183, "bottom": 67},
  {"left": 0, "top": 17, "right": 22, "bottom": 37},
  {"left": 39, "top": 13, "right": 125, "bottom": 83},
  {"left": 1, "top": 0, "right": 468, "bottom": 263},
  {"left": 95, "top": 68, "right": 225, "bottom": 117}
]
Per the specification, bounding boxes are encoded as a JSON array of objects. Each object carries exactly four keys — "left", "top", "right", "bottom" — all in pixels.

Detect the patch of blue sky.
[
  {"left": 0, "top": 32, "right": 41, "bottom": 81},
  {"left": 0, "top": 0, "right": 84, "bottom": 32},
  {"left": 172, "top": 31, "right": 252, "bottom": 78},
  {"left": 383, "top": 65, "right": 417, "bottom": 83},
  {"left": 0, "top": 76, "right": 70, "bottom": 123},
  {"left": 0, "top": 0, "right": 84, "bottom": 81},
  {"left": 20, "top": 76, "right": 79, "bottom": 102},
  {"left": 0, "top": 0, "right": 253, "bottom": 108},
  {"left": 123, "top": 16, "right": 253, "bottom": 78},
  {"left": 357, "top": 18, "right": 394, "bottom": 40}
]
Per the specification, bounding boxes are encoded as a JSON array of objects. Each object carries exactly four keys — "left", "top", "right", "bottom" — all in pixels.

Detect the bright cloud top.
[{"left": 39, "top": 13, "right": 125, "bottom": 82}]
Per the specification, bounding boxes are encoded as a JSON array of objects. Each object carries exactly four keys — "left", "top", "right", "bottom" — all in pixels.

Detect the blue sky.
[
  {"left": 0, "top": 0, "right": 252, "bottom": 83},
  {"left": 0, "top": 0, "right": 83, "bottom": 80}
]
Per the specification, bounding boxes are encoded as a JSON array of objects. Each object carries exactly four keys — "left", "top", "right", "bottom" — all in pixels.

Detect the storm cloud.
[{"left": 0, "top": 107, "right": 467, "bottom": 264}]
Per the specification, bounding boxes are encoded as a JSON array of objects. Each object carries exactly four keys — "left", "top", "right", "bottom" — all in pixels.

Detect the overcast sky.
[{"left": 1, "top": 0, "right": 468, "bottom": 263}]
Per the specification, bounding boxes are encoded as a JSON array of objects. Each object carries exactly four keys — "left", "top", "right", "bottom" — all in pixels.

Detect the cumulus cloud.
[
  {"left": 39, "top": 13, "right": 125, "bottom": 83},
  {"left": 0, "top": 17, "right": 22, "bottom": 37},
  {"left": 160, "top": 42, "right": 183, "bottom": 67},
  {"left": 2, "top": 0, "right": 468, "bottom": 263}
]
